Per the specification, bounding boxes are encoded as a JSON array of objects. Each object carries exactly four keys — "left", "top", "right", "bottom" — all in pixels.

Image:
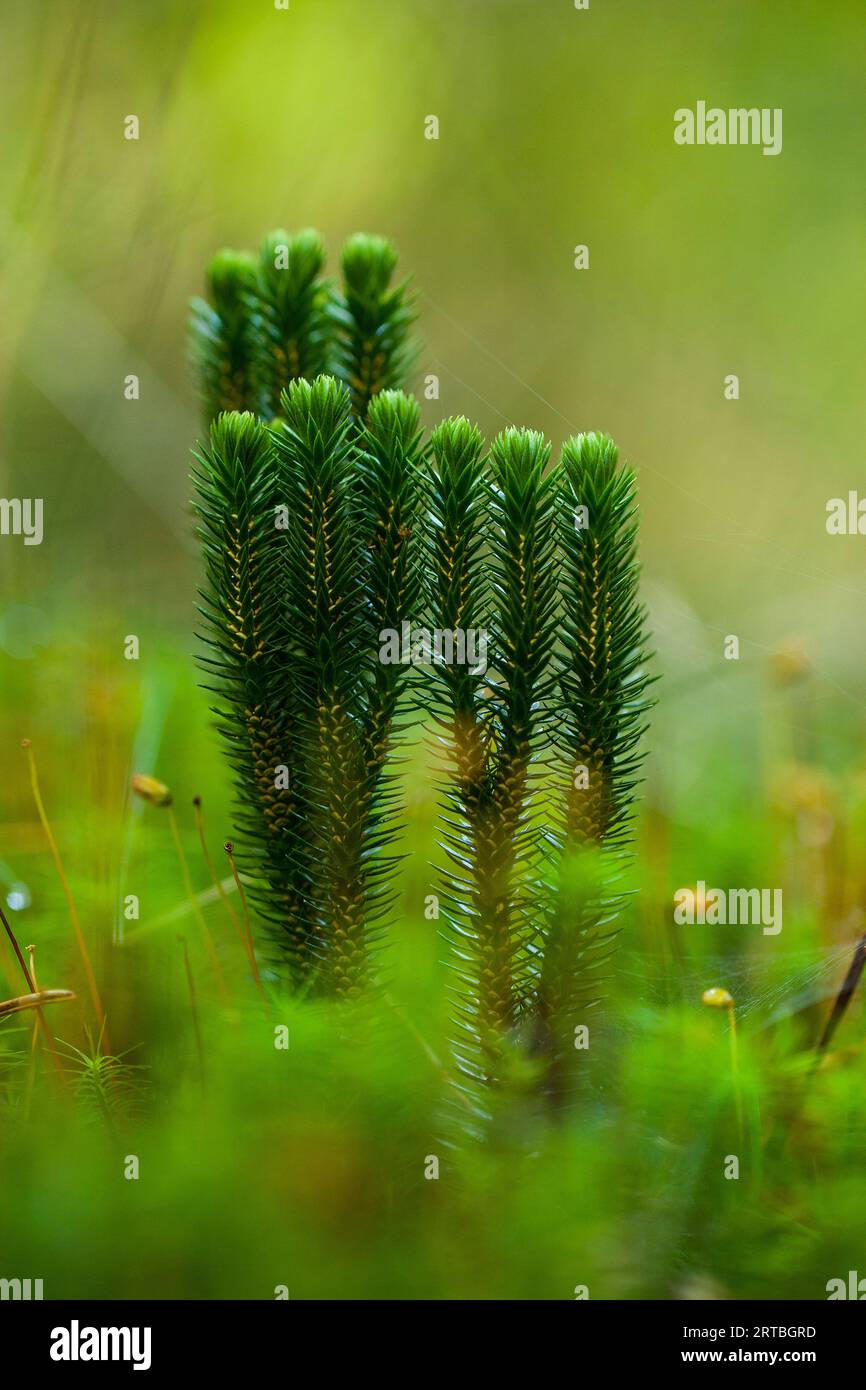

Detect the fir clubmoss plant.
[
  {"left": 272, "top": 377, "right": 421, "bottom": 996},
  {"left": 426, "top": 421, "right": 559, "bottom": 1086},
  {"left": 253, "top": 229, "right": 333, "bottom": 417},
  {"left": 188, "top": 232, "right": 652, "bottom": 1047},
  {"left": 532, "top": 433, "right": 653, "bottom": 1100},
  {"left": 193, "top": 411, "right": 315, "bottom": 983},
  {"left": 275, "top": 376, "right": 368, "bottom": 992},
  {"left": 335, "top": 234, "right": 417, "bottom": 420},
  {"left": 189, "top": 227, "right": 416, "bottom": 427},
  {"left": 358, "top": 389, "right": 425, "bottom": 796},
  {"left": 425, "top": 424, "right": 652, "bottom": 1107},
  {"left": 189, "top": 251, "right": 261, "bottom": 424},
  {"left": 482, "top": 427, "right": 559, "bottom": 1033},
  {"left": 189, "top": 229, "right": 419, "bottom": 997},
  {"left": 425, "top": 417, "right": 490, "bottom": 1074},
  {"left": 554, "top": 433, "right": 650, "bottom": 849}
]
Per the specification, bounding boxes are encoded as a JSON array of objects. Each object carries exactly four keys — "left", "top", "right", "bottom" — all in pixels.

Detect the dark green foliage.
[
  {"left": 354, "top": 390, "right": 425, "bottom": 953},
  {"left": 192, "top": 412, "right": 315, "bottom": 981},
  {"left": 60, "top": 1041, "right": 147, "bottom": 1132},
  {"left": 426, "top": 422, "right": 560, "bottom": 1085},
  {"left": 425, "top": 424, "right": 652, "bottom": 1108},
  {"left": 189, "top": 229, "right": 422, "bottom": 997},
  {"left": 335, "top": 234, "right": 417, "bottom": 419},
  {"left": 276, "top": 377, "right": 366, "bottom": 710},
  {"left": 482, "top": 429, "right": 560, "bottom": 1022},
  {"left": 424, "top": 417, "right": 492, "bottom": 1088},
  {"left": 359, "top": 389, "right": 425, "bottom": 769},
  {"left": 189, "top": 228, "right": 414, "bottom": 429},
  {"left": 189, "top": 251, "right": 261, "bottom": 424},
  {"left": 424, "top": 415, "right": 490, "bottom": 853},
  {"left": 188, "top": 234, "right": 652, "bottom": 1066},
  {"left": 532, "top": 432, "right": 654, "bottom": 1097},
  {"left": 253, "top": 229, "right": 333, "bottom": 417},
  {"left": 192, "top": 383, "right": 424, "bottom": 996},
  {"left": 273, "top": 378, "right": 367, "bottom": 994},
  {"left": 271, "top": 379, "right": 421, "bottom": 996},
  {"left": 554, "top": 433, "right": 650, "bottom": 852}
]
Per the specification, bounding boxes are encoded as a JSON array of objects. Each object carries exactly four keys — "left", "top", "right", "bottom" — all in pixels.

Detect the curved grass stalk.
[
  {"left": 0, "top": 989, "right": 76, "bottom": 1020},
  {"left": 22, "top": 739, "right": 109, "bottom": 1049}
]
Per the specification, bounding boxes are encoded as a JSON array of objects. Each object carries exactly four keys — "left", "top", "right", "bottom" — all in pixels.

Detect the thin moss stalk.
[{"left": 22, "top": 739, "right": 109, "bottom": 1050}]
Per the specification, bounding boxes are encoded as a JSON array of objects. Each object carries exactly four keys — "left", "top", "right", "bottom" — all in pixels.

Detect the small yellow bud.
[
  {"left": 131, "top": 773, "right": 173, "bottom": 807},
  {"left": 769, "top": 639, "right": 810, "bottom": 685},
  {"left": 702, "top": 987, "right": 734, "bottom": 1009}
]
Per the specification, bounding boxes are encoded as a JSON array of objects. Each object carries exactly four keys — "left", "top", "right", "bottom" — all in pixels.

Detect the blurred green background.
[{"left": 1, "top": 0, "right": 866, "bottom": 1301}]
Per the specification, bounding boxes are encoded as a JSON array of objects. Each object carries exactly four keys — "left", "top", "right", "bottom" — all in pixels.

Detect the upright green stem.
[{"left": 534, "top": 434, "right": 652, "bottom": 1102}]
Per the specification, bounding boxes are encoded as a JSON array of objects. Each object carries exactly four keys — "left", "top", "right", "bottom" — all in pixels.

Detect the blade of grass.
[
  {"left": 167, "top": 805, "right": 229, "bottom": 1004},
  {"left": 225, "top": 841, "right": 268, "bottom": 1011},
  {"left": 192, "top": 795, "right": 243, "bottom": 945},
  {"left": 816, "top": 933, "right": 866, "bottom": 1054},
  {"left": 179, "top": 935, "right": 206, "bottom": 1094},
  {"left": 0, "top": 988, "right": 77, "bottom": 1019},
  {"left": 21, "top": 739, "right": 109, "bottom": 1049},
  {"left": 0, "top": 897, "right": 67, "bottom": 1085}
]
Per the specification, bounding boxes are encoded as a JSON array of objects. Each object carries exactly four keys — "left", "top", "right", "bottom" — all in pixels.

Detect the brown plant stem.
[
  {"left": 192, "top": 796, "right": 243, "bottom": 945},
  {"left": 21, "top": 739, "right": 109, "bottom": 1050},
  {"left": 816, "top": 933, "right": 866, "bottom": 1055},
  {"left": 179, "top": 935, "right": 206, "bottom": 1094},
  {"left": 167, "top": 805, "right": 229, "bottom": 1003},
  {"left": 0, "top": 988, "right": 77, "bottom": 1019},
  {"left": 26, "top": 944, "right": 40, "bottom": 1057},
  {"left": 0, "top": 899, "right": 67, "bottom": 1085}
]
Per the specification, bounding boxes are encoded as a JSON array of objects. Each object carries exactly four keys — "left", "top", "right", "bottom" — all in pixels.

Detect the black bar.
[{"left": 3, "top": 1297, "right": 862, "bottom": 1375}]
